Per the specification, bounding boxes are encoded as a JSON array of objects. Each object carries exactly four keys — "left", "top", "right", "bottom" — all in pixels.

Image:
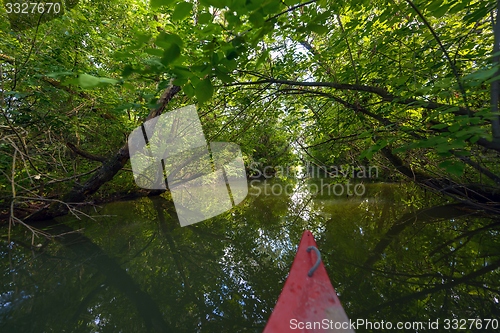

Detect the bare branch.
[{"left": 66, "top": 142, "right": 106, "bottom": 162}]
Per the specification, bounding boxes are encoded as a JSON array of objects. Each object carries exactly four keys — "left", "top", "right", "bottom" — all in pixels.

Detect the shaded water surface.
[{"left": 1, "top": 180, "right": 499, "bottom": 332}]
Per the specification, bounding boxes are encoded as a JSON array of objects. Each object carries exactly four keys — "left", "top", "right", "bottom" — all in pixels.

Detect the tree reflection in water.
[{"left": 1, "top": 180, "right": 499, "bottom": 332}]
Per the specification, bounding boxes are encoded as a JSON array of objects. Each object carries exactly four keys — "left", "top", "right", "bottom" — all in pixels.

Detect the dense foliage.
[
  {"left": 1, "top": 0, "right": 500, "bottom": 221},
  {"left": 1, "top": 1, "right": 500, "bottom": 331}
]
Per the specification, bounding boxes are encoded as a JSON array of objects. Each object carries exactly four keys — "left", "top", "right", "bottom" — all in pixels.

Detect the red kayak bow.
[{"left": 263, "top": 230, "right": 354, "bottom": 332}]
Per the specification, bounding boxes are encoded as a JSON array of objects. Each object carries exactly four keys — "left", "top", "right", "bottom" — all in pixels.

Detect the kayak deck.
[{"left": 263, "top": 230, "right": 355, "bottom": 332}]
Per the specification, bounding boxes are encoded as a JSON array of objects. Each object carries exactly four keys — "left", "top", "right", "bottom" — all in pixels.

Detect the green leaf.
[
  {"left": 225, "top": 12, "right": 241, "bottom": 27},
  {"left": 195, "top": 78, "right": 214, "bottom": 103},
  {"left": 464, "top": 4, "right": 494, "bottom": 25},
  {"left": 4, "top": 91, "right": 28, "bottom": 98},
  {"left": 448, "top": 0, "right": 468, "bottom": 14},
  {"left": 431, "top": 4, "right": 448, "bottom": 18},
  {"left": 215, "top": 69, "right": 233, "bottom": 83},
  {"left": 145, "top": 48, "right": 164, "bottom": 57},
  {"left": 150, "top": 0, "right": 176, "bottom": 9},
  {"left": 122, "top": 65, "right": 134, "bottom": 77},
  {"left": 191, "top": 63, "right": 211, "bottom": 76},
  {"left": 183, "top": 82, "right": 195, "bottom": 97},
  {"left": 448, "top": 123, "right": 460, "bottom": 133},
  {"left": 173, "top": 77, "right": 188, "bottom": 86},
  {"left": 360, "top": 146, "right": 376, "bottom": 160},
  {"left": 78, "top": 74, "right": 100, "bottom": 88},
  {"left": 411, "top": 136, "right": 445, "bottom": 148},
  {"left": 255, "top": 51, "right": 269, "bottom": 68},
  {"left": 438, "top": 160, "right": 465, "bottom": 177},
  {"left": 157, "top": 80, "right": 171, "bottom": 90},
  {"left": 470, "top": 135, "right": 480, "bottom": 143},
  {"left": 262, "top": 1, "right": 281, "bottom": 15},
  {"left": 359, "top": 139, "right": 388, "bottom": 159},
  {"left": 230, "top": 0, "right": 248, "bottom": 14},
  {"left": 225, "top": 58, "right": 237, "bottom": 71},
  {"left": 443, "top": 106, "right": 459, "bottom": 113},
  {"left": 225, "top": 48, "right": 238, "bottom": 60},
  {"left": 464, "top": 67, "right": 498, "bottom": 86},
  {"left": 211, "top": 52, "right": 220, "bottom": 65},
  {"left": 249, "top": 10, "right": 265, "bottom": 26},
  {"left": 161, "top": 43, "right": 181, "bottom": 65},
  {"left": 308, "top": 23, "right": 329, "bottom": 35},
  {"left": 133, "top": 32, "right": 151, "bottom": 46},
  {"left": 156, "top": 32, "right": 184, "bottom": 49},
  {"left": 46, "top": 71, "right": 74, "bottom": 78},
  {"left": 172, "top": 2, "right": 192, "bottom": 21},
  {"left": 245, "top": 0, "right": 262, "bottom": 11},
  {"left": 171, "top": 66, "right": 192, "bottom": 79},
  {"left": 99, "top": 77, "right": 119, "bottom": 85},
  {"left": 430, "top": 123, "right": 448, "bottom": 129},
  {"left": 77, "top": 74, "right": 118, "bottom": 89},
  {"left": 198, "top": 12, "right": 213, "bottom": 24},
  {"left": 448, "top": 140, "right": 467, "bottom": 150},
  {"left": 199, "top": 0, "right": 226, "bottom": 8},
  {"left": 142, "top": 57, "right": 165, "bottom": 72},
  {"left": 190, "top": 76, "right": 201, "bottom": 87}
]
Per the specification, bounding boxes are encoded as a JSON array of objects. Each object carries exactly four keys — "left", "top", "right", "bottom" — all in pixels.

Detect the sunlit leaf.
[
  {"left": 172, "top": 2, "right": 192, "bottom": 21},
  {"left": 77, "top": 74, "right": 100, "bottom": 88}
]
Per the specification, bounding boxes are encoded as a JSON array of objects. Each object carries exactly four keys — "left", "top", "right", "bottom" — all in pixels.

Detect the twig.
[
  {"left": 16, "top": 196, "right": 97, "bottom": 220},
  {"left": 404, "top": 0, "right": 470, "bottom": 115},
  {"left": 8, "top": 149, "right": 17, "bottom": 243}
]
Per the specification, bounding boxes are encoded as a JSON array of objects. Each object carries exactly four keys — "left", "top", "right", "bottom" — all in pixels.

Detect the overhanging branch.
[
  {"left": 230, "top": 78, "right": 500, "bottom": 152},
  {"left": 26, "top": 83, "right": 181, "bottom": 221},
  {"left": 66, "top": 142, "right": 106, "bottom": 162}
]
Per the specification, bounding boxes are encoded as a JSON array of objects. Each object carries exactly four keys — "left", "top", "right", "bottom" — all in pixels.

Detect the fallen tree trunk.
[
  {"left": 380, "top": 146, "right": 500, "bottom": 212},
  {"left": 26, "top": 84, "right": 181, "bottom": 221}
]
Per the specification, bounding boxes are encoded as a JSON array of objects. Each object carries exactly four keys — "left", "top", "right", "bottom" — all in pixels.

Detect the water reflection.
[{"left": 1, "top": 180, "right": 499, "bottom": 332}]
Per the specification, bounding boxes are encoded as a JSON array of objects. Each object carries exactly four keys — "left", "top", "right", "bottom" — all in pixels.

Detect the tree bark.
[{"left": 491, "top": 1, "right": 500, "bottom": 142}]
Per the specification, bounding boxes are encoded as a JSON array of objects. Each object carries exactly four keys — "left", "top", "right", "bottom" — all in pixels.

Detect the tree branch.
[
  {"left": 279, "top": 87, "right": 500, "bottom": 188},
  {"left": 490, "top": 2, "right": 500, "bottom": 142},
  {"left": 354, "top": 257, "right": 500, "bottom": 317},
  {"left": 231, "top": 77, "right": 500, "bottom": 152},
  {"left": 404, "top": 0, "right": 471, "bottom": 115},
  {"left": 66, "top": 142, "right": 106, "bottom": 162},
  {"left": 26, "top": 84, "right": 181, "bottom": 221}
]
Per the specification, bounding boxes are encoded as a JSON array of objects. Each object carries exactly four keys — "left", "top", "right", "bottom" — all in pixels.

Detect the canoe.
[{"left": 263, "top": 230, "right": 355, "bottom": 332}]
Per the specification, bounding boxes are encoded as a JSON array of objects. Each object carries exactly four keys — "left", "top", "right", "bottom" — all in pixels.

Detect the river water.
[{"left": 1, "top": 179, "right": 499, "bottom": 332}]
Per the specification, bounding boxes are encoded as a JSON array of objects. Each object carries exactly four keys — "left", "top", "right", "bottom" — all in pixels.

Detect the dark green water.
[{"left": 1, "top": 179, "right": 499, "bottom": 332}]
